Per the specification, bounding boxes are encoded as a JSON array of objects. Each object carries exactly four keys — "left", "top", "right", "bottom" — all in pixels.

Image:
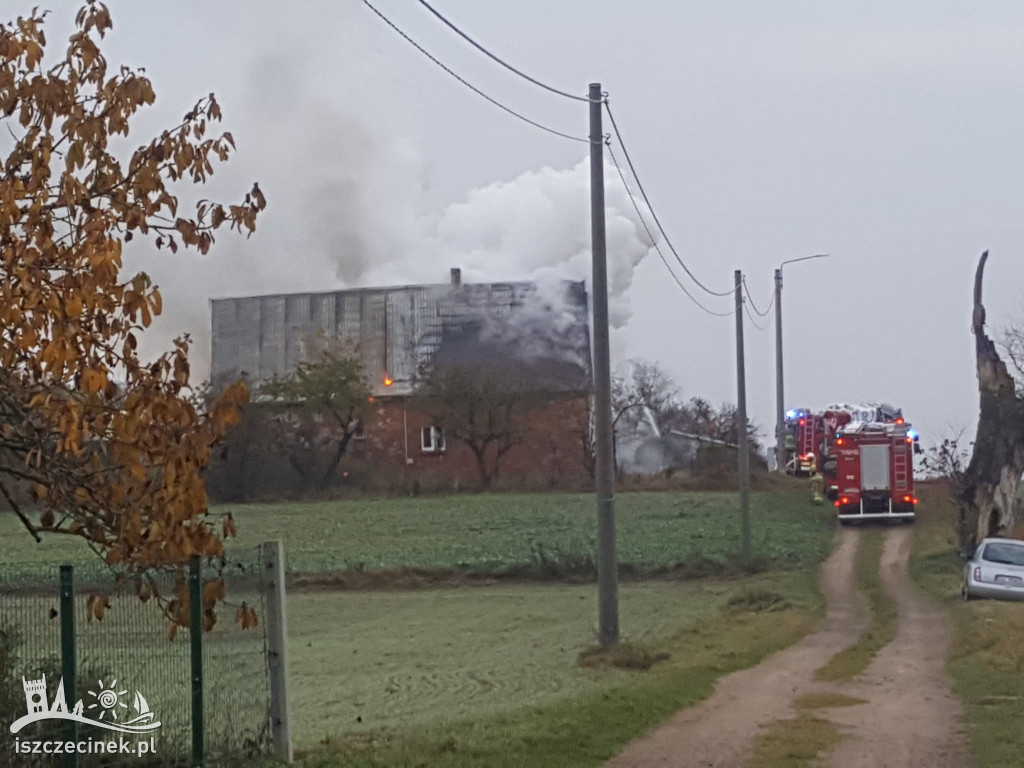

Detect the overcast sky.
[{"left": 40, "top": 0, "right": 1024, "bottom": 449}]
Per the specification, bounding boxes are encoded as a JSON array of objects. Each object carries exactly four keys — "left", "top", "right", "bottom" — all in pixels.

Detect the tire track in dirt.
[
  {"left": 820, "top": 526, "right": 968, "bottom": 767},
  {"left": 604, "top": 527, "right": 868, "bottom": 768}
]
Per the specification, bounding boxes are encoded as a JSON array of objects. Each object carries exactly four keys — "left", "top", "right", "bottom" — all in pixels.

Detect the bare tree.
[
  {"left": 612, "top": 360, "right": 680, "bottom": 429},
  {"left": 610, "top": 360, "right": 681, "bottom": 474},
  {"left": 919, "top": 429, "right": 973, "bottom": 546},
  {"left": 919, "top": 430, "right": 971, "bottom": 485},
  {"left": 416, "top": 363, "right": 543, "bottom": 490},
  {"left": 663, "top": 397, "right": 763, "bottom": 453},
  {"left": 609, "top": 360, "right": 763, "bottom": 473},
  {"left": 959, "top": 251, "right": 1024, "bottom": 555},
  {"left": 259, "top": 348, "right": 369, "bottom": 491},
  {"left": 999, "top": 319, "right": 1024, "bottom": 395}
]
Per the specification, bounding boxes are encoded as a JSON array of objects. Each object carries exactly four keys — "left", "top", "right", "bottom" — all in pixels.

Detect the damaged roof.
[{"left": 210, "top": 278, "right": 592, "bottom": 396}]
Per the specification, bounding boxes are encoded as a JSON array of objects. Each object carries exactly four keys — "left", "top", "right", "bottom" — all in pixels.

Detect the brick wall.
[
  {"left": 206, "top": 395, "right": 593, "bottom": 499},
  {"left": 349, "top": 395, "right": 592, "bottom": 490}
]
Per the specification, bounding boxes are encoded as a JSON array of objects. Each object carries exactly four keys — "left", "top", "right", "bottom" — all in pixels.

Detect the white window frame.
[{"left": 421, "top": 425, "right": 446, "bottom": 453}]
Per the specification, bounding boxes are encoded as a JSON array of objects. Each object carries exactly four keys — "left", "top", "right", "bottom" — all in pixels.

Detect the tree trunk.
[
  {"left": 471, "top": 445, "right": 492, "bottom": 490},
  {"left": 319, "top": 431, "right": 354, "bottom": 491},
  {"left": 286, "top": 452, "right": 312, "bottom": 486},
  {"left": 959, "top": 251, "right": 1024, "bottom": 555}
]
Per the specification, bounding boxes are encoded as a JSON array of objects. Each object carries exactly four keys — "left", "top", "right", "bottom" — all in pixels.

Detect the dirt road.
[{"left": 605, "top": 526, "right": 968, "bottom": 768}]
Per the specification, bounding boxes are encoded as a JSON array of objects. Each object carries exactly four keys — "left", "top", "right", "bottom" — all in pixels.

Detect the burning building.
[{"left": 208, "top": 269, "right": 593, "bottom": 495}]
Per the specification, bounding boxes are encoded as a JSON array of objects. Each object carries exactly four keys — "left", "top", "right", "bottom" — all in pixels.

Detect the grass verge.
[
  {"left": 814, "top": 526, "right": 896, "bottom": 681},
  {"left": 746, "top": 714, "right": 845, "bottom": 768},
  {"left": 910, "top": 485, "right": 1024, "bottom": 768},
  {"left": 297, "top": 605, "right": 822, "bottom": 768},
  {"left": 744, "top": 692, "right": 865, "bottom": 767},
  {"left": 288, "top": 570, "right": 827, "bottom": 744},
  {"left": 578, "top": 643, "right": 671, "bottom": 671}
]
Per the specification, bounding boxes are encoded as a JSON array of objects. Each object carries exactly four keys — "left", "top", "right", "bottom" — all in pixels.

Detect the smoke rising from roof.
[
  {"left": 127, "top": 47, "right": 657, "bottom": 380},
  {"left": 358, "top": 158, "right": 658, "bottom": 331}
]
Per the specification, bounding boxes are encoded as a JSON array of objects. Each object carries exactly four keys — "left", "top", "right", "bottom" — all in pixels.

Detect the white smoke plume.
[
  {"left": 360, "top": 159, "right": 657, "bottom": 331},
  {"left": 126, "top": 52, "right": 657, "bottom": 377}
]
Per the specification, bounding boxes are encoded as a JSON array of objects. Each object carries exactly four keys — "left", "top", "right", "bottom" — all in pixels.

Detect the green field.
[
  {"left": 289, "top": 574, "right": 815, "bottom": 746},
  {"left": 1, "top": 488, "right": 837, "bottom": 767},
  {"left": 910, "top": 486, "right": 1024, "bottom": 768},
  {"left": 295, "top": 571, "right": 826, "bottom": 767},
  {"left": 1, "top": 490, "right": 832, "bottom": 575}
]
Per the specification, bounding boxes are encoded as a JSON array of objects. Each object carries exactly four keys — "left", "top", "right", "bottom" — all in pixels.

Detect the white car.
[{"left": 962, "top": 538, "right": 1024, "bottom": 601}]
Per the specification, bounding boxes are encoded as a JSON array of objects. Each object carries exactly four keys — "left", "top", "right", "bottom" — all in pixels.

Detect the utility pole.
[
  {"left": 774, "top": 268, "right": 784, "bottom": 472},
  {"left": 589, "top": 82, "right": 619, "bottom": 648},
  {"left": 734, "top": 269, "right": 752, "bottom": 565},
  {"left": 773, "top": 254, "right": 829, "bottom": 474}
]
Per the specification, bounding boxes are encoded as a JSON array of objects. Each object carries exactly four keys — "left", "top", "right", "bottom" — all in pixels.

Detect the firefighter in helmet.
[
  {"left": 783, "top": 431, "right": 796, "bottom": 474},
  {"left": 808, "top": 463, "right": 824, "bottom": 505}
]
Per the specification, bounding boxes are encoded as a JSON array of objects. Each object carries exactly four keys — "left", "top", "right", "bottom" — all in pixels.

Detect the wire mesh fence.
[
  {"left": 202, "top": 552, "right": 272, "bottom": 766},
  {"left": 0, "top": 547, "right": 275, "bottom": 767}
]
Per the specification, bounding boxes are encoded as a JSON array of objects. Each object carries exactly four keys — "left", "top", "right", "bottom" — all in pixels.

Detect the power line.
[
  {"left": 606, "top": 141, "right": 732, "bottom": 318},
  {"left": 362, "top": 0, "right": 589, "bottom": 144},
  {"left": 744, "top": 300, "right": 770, "bottom": 331},
  {"left": 416, "top": 0, "right": 597, "bottom": 103},
  {"left": 742, "top": 276, "right": 775, "bottom": 317},
  {"left": 603, "top": 99, "right": 733, "bottom": 298}
]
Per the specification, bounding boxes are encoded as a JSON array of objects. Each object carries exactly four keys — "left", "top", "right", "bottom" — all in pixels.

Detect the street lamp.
[{"left": 774, "top": 254, "right": 829, "bottom": 473}]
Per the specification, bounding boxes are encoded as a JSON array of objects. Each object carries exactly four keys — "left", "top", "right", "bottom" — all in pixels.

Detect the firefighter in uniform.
[{"left": 809, "top": 464, "right": 824, "bottom": 505}]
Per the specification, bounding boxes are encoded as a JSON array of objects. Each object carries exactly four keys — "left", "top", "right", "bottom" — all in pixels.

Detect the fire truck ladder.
[
  {"left": 799, "top": 419, "right": 815, "bottom": 457},
  {"left": 893, "top": 448, "right": 909, "bottom": 493}
]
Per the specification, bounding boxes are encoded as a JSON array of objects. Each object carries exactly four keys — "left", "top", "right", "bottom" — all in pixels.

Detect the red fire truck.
[
  {"left": 783, "top": 409, "right": 823, "bottom": 476},
  {"left": 824, "top": 421, "right": 918, "bottom": 522},
  {"left": 784, "top": 403, "right": 907, "bottom": 477}
]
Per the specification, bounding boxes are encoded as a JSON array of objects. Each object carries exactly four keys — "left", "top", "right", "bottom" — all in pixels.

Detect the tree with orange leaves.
[{"left": 1, "top": 4, "right": 264, "bottom": 628}]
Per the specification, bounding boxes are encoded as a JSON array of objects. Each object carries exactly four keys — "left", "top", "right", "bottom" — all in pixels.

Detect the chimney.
[{"left": 450, "top": 267, "right": 461, "bottom": 287}]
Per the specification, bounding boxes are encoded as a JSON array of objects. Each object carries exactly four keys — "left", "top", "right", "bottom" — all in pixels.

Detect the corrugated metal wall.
[{"left": 210, "top": 282, "right": 587, "bottom": 395}]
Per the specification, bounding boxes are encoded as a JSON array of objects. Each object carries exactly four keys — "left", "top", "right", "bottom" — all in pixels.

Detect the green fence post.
[
  {"left": 189, "top": 555, "right": 204, "bottom": 767},
  {"left": 59, "top": 565, "right": 77, "bottom": 768}
]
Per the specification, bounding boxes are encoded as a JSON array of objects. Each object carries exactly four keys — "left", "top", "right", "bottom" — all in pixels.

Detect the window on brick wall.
[
  {"left": 352, "top": 422, "right": 365, "bottom": 440},
  {"left": 421, "top": 426, "right": 446, "bottom": 453}
]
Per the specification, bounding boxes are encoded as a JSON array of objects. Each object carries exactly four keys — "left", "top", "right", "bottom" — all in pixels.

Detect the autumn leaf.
[
  {"left": 235, "top": 601, "right": 259, "bottom": 630},
  {"left": 201, "top": 578, "right": 225, "bottom": 609},
  {"left": 81, "top": 367, "right": 106, "bottom": 393},
  {"left": 0, "top": 2, "right": 262, "bottom": 619},
  {"left": 65, "top": 295, "right": 83, "bottom": 318},
  {"left": 86, "top": 593, "right": 110, "bottom": 622},
  {"left": 252, "top": 183, "right": 266, "bottom": 210}
]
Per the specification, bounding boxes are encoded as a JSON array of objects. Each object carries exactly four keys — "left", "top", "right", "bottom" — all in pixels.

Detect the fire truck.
[
  {"left": 782, "top": 403, "right": 907, "bottom": 476},
  {"left": 823, "top": 421, "right": 919, "bottom": 522},
  {"left": 782, "top": 408, "right": 823, "bottom": 476}
]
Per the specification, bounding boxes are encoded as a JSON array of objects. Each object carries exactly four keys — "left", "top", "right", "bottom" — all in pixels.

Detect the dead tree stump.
[{"left": 958, "top": 250, "right": 1024, "bottom": 554}]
